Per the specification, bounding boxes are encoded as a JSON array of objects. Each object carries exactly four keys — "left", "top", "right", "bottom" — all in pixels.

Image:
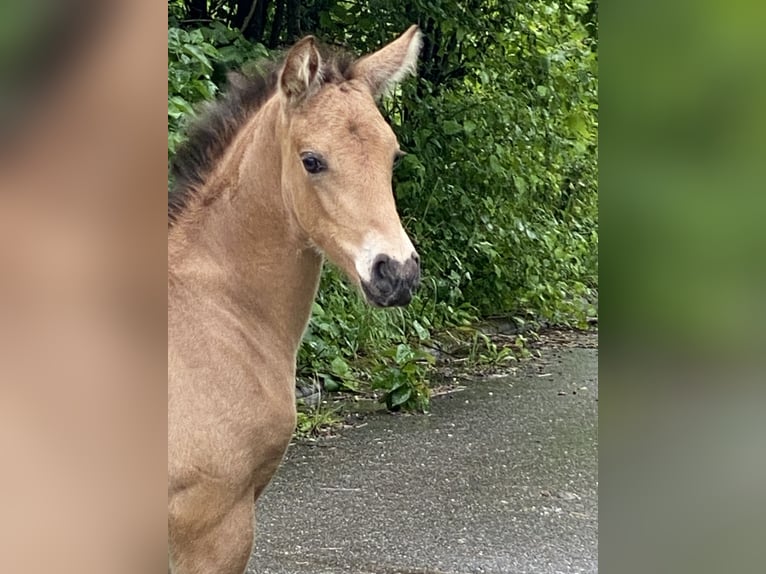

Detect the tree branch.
[
  {"left": 269, "top": 0, "right": 285, "bottom": 48},
  {"left": 286, "top": 0, "right": 301, "bottom": 41},
  {"left": 240, "top": 0, "right": 259, "bottom": 32}
]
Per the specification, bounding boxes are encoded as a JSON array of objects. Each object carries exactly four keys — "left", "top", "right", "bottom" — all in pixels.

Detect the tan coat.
[{"left": 168, "top": 27, "right": 422, "bottom": 574}]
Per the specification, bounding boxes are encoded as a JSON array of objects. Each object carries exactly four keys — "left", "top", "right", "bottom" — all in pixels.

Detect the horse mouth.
[{"left": 361, "top": 280, "right": 415, "bottom": 308}]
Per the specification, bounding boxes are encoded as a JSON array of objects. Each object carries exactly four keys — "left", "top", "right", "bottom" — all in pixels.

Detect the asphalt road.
[{"left": 248, "top": 340, "right": 598, "bottom": 574}]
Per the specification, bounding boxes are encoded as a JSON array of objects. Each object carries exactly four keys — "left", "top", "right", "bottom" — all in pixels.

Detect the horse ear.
[
  {"left": 279, "top": 36, "right": 322, "bottom": 103},
  {"left": 351, "top": 25, "right": 422, "bottom": 99}
]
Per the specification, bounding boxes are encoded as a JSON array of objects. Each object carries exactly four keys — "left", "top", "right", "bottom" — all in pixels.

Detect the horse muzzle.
[{"left": 361, "top": 253, "right": 420, "bottom": 307}]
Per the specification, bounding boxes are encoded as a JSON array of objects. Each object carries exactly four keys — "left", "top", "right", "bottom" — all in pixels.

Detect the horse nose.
[
  {"left": 371, "top": 253, "right": 420, "bottom": 286},
  {"left": 367, "top": 253, "right": 420, "bottom": 307}
]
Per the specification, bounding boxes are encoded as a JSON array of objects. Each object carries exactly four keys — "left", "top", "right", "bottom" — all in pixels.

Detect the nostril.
[
  {"left": 372, "top": 255, "right": 392, "bottom": 281},
  {"left": 412, "top": 252, "right": 420, "bottom": 265}
]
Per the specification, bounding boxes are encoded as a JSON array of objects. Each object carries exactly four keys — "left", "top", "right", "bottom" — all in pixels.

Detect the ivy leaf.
[{"left": 443, "top": 120, "right": 462, "bottom": 135}]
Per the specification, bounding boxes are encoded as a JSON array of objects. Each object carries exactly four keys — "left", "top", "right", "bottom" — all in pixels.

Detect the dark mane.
[{"left": 168, "top": 46, "right": 356, "bottom": 225}]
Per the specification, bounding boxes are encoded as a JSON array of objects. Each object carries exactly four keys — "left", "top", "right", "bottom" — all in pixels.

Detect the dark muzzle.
[{"left": 361, "top": 253, "right": 420, "bottom": 307}]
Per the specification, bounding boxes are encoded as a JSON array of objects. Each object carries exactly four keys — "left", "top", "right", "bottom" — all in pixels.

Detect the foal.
[{"left": 168, "top": 26, "right": 422, "bottom": 573}]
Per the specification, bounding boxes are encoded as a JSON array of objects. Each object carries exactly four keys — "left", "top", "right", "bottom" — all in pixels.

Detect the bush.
[{"left": 167, "top": 1, "right": 598, "bottom": 411}]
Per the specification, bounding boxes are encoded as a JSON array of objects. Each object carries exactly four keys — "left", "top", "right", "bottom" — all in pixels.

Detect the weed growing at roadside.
[{"left": 295, "top": 406, "right": 342, "bottom": 439}]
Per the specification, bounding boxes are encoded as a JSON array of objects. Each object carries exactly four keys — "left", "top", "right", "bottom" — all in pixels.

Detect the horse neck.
[{"left": 170, "top": 97, "right": 322, "bottom": 355}]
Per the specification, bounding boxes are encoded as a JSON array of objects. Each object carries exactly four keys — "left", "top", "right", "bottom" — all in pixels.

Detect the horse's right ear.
[{"left": 279, "top": 36, "right": 322, "bottom": 104}]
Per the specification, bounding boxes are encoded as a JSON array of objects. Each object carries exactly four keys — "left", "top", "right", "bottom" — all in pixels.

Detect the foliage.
[
  {"left": 297, "top": 267, "right": 434, "bottom": 411},
  {"left": 168, "top": 23, "right": 267, "bottom": 157},
  {"left": 371, "top": 343, "right": 433, "bottom": 411},
  {"left": 168, "top": 26, "right": 219, "bottom": 157},
  {"left": 167, "top": 1, "right": 598, "bottom": 412},
  {"left": 295, "top": 406, "right": 343, "bottom": 438}
]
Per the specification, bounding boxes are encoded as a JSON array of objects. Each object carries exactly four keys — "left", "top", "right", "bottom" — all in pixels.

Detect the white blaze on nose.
[{"left": 354, "top": 230, "right": 416, "bottom": 283}]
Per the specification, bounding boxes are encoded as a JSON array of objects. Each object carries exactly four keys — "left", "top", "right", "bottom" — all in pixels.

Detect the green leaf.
[
  {"left": 330, "top": 356, "right": 350, "bottom": 377},
  {"left": 390, "top": 386, "right": 412, "bottom": 408},
  {"left": 168, "top": 96, "right": 194, "bottom": 117},
  {"left": 323, "top": 379, "right": 340, "bottom": 392},
  {"left": 412, "top": 320, "right": 430, "bottom": 341},
  {"left": 442, "top": 120, "right": 462, "bottom": 135},
  {"left": 394, "top": 344, "right": 412, "bottom": 364}
]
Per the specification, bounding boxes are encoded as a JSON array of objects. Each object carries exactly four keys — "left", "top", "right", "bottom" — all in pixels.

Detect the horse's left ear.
[
  {"left": 280, "top": 36, "right": 323, "bottom": 103},
  {"left": 351, "top": 25, "right": 422, "bottom": 99}
]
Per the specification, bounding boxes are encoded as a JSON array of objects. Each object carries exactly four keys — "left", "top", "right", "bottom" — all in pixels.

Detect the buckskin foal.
[{"left": 168, "top": 26, "right": 422, "bottom": 574}]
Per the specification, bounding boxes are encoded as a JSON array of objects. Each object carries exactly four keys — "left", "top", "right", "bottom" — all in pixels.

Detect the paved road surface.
[{"left": 248, "top": 342, "right": 598, "bottom": 573}]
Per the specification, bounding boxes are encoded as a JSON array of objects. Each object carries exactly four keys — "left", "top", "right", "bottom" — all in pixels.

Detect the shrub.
[{"left": 167, "top": 2, "right": 598, "bottom": 411}]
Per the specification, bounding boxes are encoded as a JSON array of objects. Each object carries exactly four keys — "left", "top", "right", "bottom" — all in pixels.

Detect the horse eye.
[{"left": 301, "top": 153, "right": 325, "bottom": 174}]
